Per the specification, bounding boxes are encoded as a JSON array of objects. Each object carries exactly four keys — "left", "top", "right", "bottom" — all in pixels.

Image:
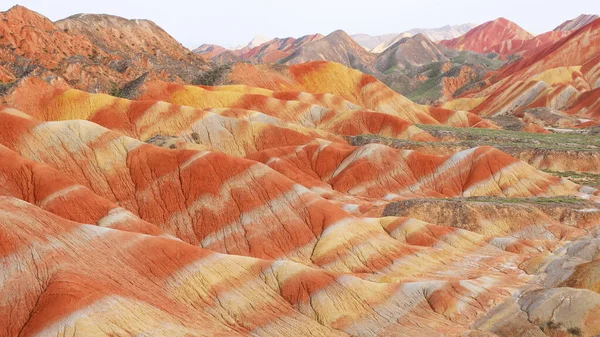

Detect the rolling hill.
[{"left": 1, "top": 5, "right": 600, "bottom": 337}]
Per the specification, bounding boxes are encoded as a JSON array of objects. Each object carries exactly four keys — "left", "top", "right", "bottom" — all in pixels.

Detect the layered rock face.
[
  {"left": 1, "top": 5, "right": 600, "bottom": 337},
  {"left": 239, "top": 34, "right": 325, "bottom": 64},
  {"left": 440, "top": 18, "right": 534, "bottom": 54},
  {"left": 279, "top": 30, "right": 377, "bottom": 74},
  {"left": 554, "top": 14, "right": 599, "bottom": 31},
  {"left": 447, "top": 17, "right": 600, "bottom": 128},
  {"left": 2, "top": 59, "right": 600, "bottom": 336},
  {"left": 374, "top": 34, "right": 449, "bottom": 72},
  {"left": 0, "top": 6, "right": 208, "bottom": 93}
]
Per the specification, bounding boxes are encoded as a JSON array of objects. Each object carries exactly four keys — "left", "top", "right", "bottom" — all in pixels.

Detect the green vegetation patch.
[
  {"left": 543, "top": 170, "right": 600, "bottom": 187},
  {"left": 0, "top": 80, "right": 17, "bottom": 97},
  {"left": 416, "top": 124, "right": 600, "bottom": 152},
  {"left": 348, "top": 125, "right": 600, "bottom": 154},
  {"left": 406, "top": 76, "right": 443, "bottom": 103},
  {"left": 192, "top": 63, "right": 233, "bottom": 86},
  {"left": 461, "top": 196, "right": 586, "bottom": 205}
]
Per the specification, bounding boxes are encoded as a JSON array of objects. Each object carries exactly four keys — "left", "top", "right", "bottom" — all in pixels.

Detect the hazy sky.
[{"left": 6, "top": 0, "right": 600, "bottom": 48}]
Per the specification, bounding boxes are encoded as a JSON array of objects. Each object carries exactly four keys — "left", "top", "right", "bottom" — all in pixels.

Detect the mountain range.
[
  {"left": 368, "top": 23, "right": 477, "bottom": 53},
  {"left": 1, "top": 4, "right": 600, "bottom": 337},
  {"left": 193, "top": 16, "right": 596, "bottom": 106}
]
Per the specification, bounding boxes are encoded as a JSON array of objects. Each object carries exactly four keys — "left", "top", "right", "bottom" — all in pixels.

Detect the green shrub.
[{"left": 192, "top": 63, "right": 233, "bottom": 86}]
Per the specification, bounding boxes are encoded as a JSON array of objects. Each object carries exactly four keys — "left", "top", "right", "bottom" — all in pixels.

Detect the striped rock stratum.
[{"left": 1, "top": 5, "right": 600, "bottom": 337}]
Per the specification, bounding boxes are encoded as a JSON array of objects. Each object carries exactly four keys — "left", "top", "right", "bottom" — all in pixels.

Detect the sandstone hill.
[{"left": 1, "top": 6, "right": 600, "bottom": 337}]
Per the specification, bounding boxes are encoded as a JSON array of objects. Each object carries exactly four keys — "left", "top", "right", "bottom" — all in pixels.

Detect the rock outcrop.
[{"left": 0, "top": 6, "right": 207, "bottom": 93}]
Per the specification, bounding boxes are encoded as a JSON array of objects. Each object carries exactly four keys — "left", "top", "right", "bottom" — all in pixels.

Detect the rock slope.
[
  {"left": 280, "top": 30, "right": 376, "bottom": 74},
  {"left": 449, "top": 17, "right": 600, "bottom": 127},
  {"left": 440, "top": 17, "right": 534, "bottom": 54},
  {"left": 0, "top": 6, "right": 207, "bottom": 93},
  {"left": 554, "top": 14, "right": 599, "bottom": 31},
  {"left": 1, "top": 6, "right": 600, "bottom": 337}
]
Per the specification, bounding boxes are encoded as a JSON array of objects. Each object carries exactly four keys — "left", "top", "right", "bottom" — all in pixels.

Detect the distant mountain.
[
  {"left": 248, "top": 35, "right": 272, "bottom": 48},
  {"left": 416, "top": 24, "right": 478, "bottom": 42},
  {"left": 493, "top": 30, "right": 570, "bottom": 56},
  {"left": 360, "top": 24, "right": 477, "bottom": 53},
  {"left": 232, "top": 35, "right": 272, "bottom": 52},
  {"left": 192, "top": 34, "right": 324, "bottom": 65},
  {"left": 374, "top": 34, "right": 448, "bottom": 72},
  {"left": 211, "top": 50, "right": 243, "bottom": 65},
  {"left": 441, "top": 15, "right": 599, "bottom": 57},
  {"left": 350, "top": 33, "right": 398, "bottom": 50},
  {"left": 554, "top": 14, "right": 599, "bottom": 31},
  {"left": 456, "top": 17, "right": 600, "bottom": 120},
  {"left": 375, "top": 34, "right": 505, "bottom": 104},
  {"left": 440, "top": 18, "right": 533, "bottom": 54},
  {"left": 280, "top": 30, "right": 376, "bottom": 73},
  {"left": 241, "top": 34, "right": 324, "bottom": 63},
  {"left": 193, "top": 44, "right": 227, "bottom": 59}
]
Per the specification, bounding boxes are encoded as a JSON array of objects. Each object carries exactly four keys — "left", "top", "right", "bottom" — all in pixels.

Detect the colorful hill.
[
  {"left": 440, "top": 15, "right": 599, "bottom": 58},
  {"left": 0, "top": 5, "right": 99, "bottom": 69},
  {"left": 226, "top": 61, "right": 499, "bottom": 128},
  {"left": 554, "top": 14, "right": 599, "bottom": 31},
  {"left": 447, "top": 17, "right": 600, "bottom": 127},
  {"left": 1, "top": 5, "right": 600, "bottom": 337},
  {"left": 440, "top": 18, "right": 534, "bottom": 54},
  {"left": 2, "top": 78, "right": 600, "bottom": 335},
  {"left": 55, "top": 14, "right": 194, "bottom": 61},
  {"left": 193, "top": 26, "right": 506, "bottom": 106}
]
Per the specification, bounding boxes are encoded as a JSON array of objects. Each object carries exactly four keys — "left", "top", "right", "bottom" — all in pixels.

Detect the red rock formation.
[
  {"left": 554, "top": 14, "right": 599, "bottom": 31},
  {"left": 55, "top": 14, "right": 197, "bottom": 63},
  {"left": 193, "top": 44, "right": 228, "bottom": 59},
  {"left": 0, "top": 6, "right": 207, "bottom": 93},
  {"left": 441, "top": 65, "right": 477, "bottom": 101},
  {"left": 440, "top": 18, "right": 534, "bottom": 54},
  {"left": 2, "top": 7, "right": 600, "bottom": 337},
  {"left": 0, "top": 5, "right": 102, "bottom": 69},
  {"left": 227, "top": 61, "right": 499, "bottom": 128},
  {"left": 1, "top": 99, "right": 598, "bottom": 334},
  {"left": 450, "top": 18, "right": 600, "bottom": 126}
]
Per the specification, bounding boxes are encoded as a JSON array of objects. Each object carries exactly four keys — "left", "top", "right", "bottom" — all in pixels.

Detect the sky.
[{"left": 6, "top": 0, "right": 600, "bottom": 48}]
